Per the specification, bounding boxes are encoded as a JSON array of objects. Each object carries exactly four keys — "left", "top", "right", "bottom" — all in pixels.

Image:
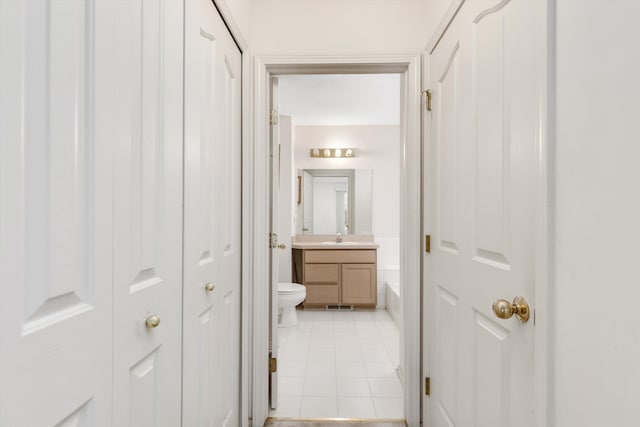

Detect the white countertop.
[{"left": 291, "top": 235, "right": 379, "bottom": 249}]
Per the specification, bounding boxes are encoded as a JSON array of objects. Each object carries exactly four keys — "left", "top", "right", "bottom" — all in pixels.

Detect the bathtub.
[{"left": 385, "top": 281, "right": 401, "bottom": 327}]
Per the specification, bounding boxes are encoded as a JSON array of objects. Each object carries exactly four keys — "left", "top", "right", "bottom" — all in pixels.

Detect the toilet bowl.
[{"left": 278, "top": 282, "right": 306, "bottom": 327}]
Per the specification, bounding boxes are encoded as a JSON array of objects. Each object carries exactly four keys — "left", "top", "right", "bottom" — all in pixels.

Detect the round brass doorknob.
[
  {"left": 277, "top": 243, "right": 287, "bottom": 250},
  {"left": 145, "top": 314, "right": 161, "bottom": 329},
  {"left": 492, "top": 296, "right": 530, "bottom": 323},
  {"left": 205, "top": 282, "right": 215, "bottom": 292}
]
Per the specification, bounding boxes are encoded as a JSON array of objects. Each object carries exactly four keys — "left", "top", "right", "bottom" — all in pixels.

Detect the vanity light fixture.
[{"left": 310, "top": 148, "right": 355, "bottom": 158}]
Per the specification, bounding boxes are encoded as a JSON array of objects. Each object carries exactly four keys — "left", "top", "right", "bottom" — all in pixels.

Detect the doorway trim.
[{"left": 250, "top": 53, "right": 422, "bottom": 427}]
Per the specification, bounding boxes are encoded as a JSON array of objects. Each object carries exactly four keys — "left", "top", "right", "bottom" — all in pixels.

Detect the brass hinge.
[
  {"left": 270, "top": 109, "right": 279, "bottom": 126},
  {"left": 270, "top": 357, "right": 277, "bottom": 373},
  {"left": 269, "top": 233, "right": 278, "bottom": 249},
  {"left": 425, "top": 377, "right": 430, "bottom": 395},
  {"left": 422, "top": 89, "right": 432, "bottom": 111},
  {"left": 425, "top": 234, "right": 431, "bottom": 253}
]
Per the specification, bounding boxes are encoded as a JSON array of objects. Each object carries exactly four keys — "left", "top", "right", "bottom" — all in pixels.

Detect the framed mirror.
[{"left": 297, "top": 169, "right": 372, "bottom": 235}]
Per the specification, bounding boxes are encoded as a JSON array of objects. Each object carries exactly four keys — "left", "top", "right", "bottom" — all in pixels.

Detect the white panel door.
[
  {"left": 112, "top": 1, "right": 184, "bottom": 425},
  {"left": 277, "top": 115, "right": 293, "bottom": 283},
  {"left": 0, "top": 1, "right": 114, "bottom": 425},
  {"left": 269, "top": 77, "right": 280, "bottom": 409},
  {"left": 425, "top": 0, "right": 538, "bottom": 426},
  {"left": 182, "top": 0, "right": 242, "bottom": 425}
]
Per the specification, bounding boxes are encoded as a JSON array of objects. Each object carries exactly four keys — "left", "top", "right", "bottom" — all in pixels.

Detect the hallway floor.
[
  {"left": 270, "top": 309, "right": 403, "bottom": 419},
  {"left": 265, "top": 420, "right": 406, "bottom": 427}
]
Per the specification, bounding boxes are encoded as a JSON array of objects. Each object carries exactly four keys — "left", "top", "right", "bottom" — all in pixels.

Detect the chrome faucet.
[{"left": 336, "top": 233, "right": 343, "bottom": 243}]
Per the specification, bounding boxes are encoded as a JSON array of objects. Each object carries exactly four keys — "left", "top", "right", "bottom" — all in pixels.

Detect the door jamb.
[{"left": 250, "top": 54, "right": 422, "bottom": 427}]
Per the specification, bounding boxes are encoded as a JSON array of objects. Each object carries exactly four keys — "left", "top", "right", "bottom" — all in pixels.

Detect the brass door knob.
[
  {"left": 205, "top": 282, "right": 215, "bottom": 292},
  {"left": 145, "top": 314, "right": 161, "bottom": 329},
  {"left": 492, "top": 296, "right": 530, "bottom": 323},
  {"left": 277, "top": 243, "right": 287, "bottom": 250}
]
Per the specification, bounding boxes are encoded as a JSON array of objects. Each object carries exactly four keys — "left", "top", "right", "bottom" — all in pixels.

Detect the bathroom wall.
[{"left": 292, "top": 125, "right": 400, "bottom": 305}]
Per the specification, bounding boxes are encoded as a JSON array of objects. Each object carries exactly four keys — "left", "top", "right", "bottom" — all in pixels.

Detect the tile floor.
[{"left": 269, "top": 309, "right": 403, "bottom": 420}]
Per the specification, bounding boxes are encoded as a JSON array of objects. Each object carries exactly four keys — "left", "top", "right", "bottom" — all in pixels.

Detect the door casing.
[{"left": 250, "top": 54, "right": 422, "bottom": 427}]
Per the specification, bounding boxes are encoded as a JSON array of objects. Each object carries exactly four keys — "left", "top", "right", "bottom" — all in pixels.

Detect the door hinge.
[
  {"left": 269, "top": 233, "right": 278, "bottom": 249},
  {"left": 425, "top": 377, "right": 430, "bottom": 395},
  {"left": 422, "top": 89, "right": 432, "bottom": 111},
  {"left": 270, "top": 109, "right": 279, "bottom": 126},
  {"left": 270, "top": 357, "right": 278, "bottom": 373},
  {"left": 425, "top": 234, "right": 431, "bottom": 253}
]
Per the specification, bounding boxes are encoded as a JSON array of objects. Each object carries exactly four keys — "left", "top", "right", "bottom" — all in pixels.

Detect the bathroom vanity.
[{"left": 292, "top": 236, "right": 378, "bottom": 308}]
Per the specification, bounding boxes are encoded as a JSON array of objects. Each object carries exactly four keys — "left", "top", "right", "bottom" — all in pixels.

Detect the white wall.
[
  {"left": 250, "top": 0, "right": 430, "bottom": 54},
  {"left": 552, "top": 1, "right": 640, "bottom": 425}
]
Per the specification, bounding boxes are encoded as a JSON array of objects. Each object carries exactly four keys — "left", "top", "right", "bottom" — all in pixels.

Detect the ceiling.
[{"left": 278, "top": 74, "right": 401, "bottom": 126}]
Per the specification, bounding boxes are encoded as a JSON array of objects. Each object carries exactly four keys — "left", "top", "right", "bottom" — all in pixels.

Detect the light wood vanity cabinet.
[{"left": 293, "top": 249, "right": 377, "bottom": 308}]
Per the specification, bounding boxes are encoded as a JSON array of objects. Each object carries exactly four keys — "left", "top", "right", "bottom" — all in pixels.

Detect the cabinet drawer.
[
  {"left": 304, "top": 250, "right": 376, "bottom": 264},
  {"left": 304, "top": 263, "right": 339, "bottom": 284},
  {"left": 304, "top": 284, "right": 339, "bottom": 305}
]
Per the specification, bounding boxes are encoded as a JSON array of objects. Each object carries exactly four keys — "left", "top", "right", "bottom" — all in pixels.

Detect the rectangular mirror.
[{"left": 296, "top": 169, "right": 372, "bottom": 235}]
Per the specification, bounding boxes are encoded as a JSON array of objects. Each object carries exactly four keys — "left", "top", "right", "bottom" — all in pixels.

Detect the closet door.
[
  {"left": 182, "top": 0, "right": 243, "bottom": 424},
  {"left": 111, "top": 1, "right": 184, "bottom": 425},
  {"left": 0, "top": 1, "right": 115, "bottom": 425}
]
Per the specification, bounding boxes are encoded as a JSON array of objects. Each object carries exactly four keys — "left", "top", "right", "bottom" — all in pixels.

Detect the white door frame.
[
  {"left": 250, "top": 53, "right": 422, "bottom": 426},
  {"left": 421, "top": 1, "right": 550, "bottom": 425}
]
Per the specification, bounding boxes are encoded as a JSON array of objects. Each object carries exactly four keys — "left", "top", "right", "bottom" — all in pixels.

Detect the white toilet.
[{"left": 278, "top": 282, "right": 306, "bottom": 327}]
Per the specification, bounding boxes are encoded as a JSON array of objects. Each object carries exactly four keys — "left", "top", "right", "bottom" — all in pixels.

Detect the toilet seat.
[{"left": 278, "top": 282, "right": 305, "bottom": 294}]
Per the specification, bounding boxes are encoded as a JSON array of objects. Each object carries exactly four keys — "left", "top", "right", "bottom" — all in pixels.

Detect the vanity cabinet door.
[{"left": 341, "top": 264, "right": 377, "bottom": 306}]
